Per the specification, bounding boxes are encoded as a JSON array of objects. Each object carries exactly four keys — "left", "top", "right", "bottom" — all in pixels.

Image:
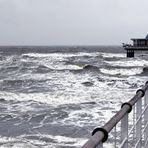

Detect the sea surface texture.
[{"left": 0, "top": 46, "right": 147, "bottom": 148}]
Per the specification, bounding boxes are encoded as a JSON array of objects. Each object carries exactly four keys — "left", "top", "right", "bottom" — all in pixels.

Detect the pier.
[
  {"left": 123, "top": 35, "right": 148, "bottom": 57},
  {"left": 82, "top": 82, "right": 148, "bottom": 148}
]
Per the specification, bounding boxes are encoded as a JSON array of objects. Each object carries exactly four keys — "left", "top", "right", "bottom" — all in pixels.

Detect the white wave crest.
[
  {"left": 23, "top": 52, "right": 101, "bottom": 58},
  {"left": 101, "top": 53, "right": 125, "bottom": 58},
  {"left": 100, "top": 68, "right": 142, "bottom": 76},
  {"left": 106, "top": 59, "right": 148, "bottom": 67}
]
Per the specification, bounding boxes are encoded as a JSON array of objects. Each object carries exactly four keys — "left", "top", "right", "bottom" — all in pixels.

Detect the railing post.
[
  {"left": 114, "top": 125, "right": 117, "bottom": 148},
  {"left": 136, "top": 98, "right": 142, "bottom": 148},
  {"left": 144, "top": 89, "right": 148, "bottom": 146},
  {"left": 133, "top": 105, "right": 136, "bottom": 144},
  {"left": 121, "top": 113, "right": 128, "bottom": 148}
]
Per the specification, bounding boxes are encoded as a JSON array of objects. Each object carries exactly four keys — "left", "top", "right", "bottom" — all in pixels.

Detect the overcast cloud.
[{"left": 0, "top": 0, "right": 148, "bottom": 45}]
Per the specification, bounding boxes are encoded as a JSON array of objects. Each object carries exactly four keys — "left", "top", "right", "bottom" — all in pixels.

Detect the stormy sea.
[{"left": 0, "top": 46, "right": 148, "bottom": 148}]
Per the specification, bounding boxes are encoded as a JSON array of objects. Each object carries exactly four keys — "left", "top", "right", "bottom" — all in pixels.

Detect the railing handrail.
[{"left": 82, "top": 82, "right": 148, "bottom": 148}]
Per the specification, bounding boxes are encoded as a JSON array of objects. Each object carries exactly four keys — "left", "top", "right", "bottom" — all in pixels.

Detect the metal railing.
[{"left": 82, "top": 82, "right": 148, "bottom": 148}]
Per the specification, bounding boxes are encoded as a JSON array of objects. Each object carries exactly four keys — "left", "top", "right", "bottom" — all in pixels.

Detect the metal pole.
[
  {"left": 121, "top": 113, "right": 128, "bottom": 148},
  {"left": 136, "top": 98, "right": 142, "bottom": 148},
  {"left": 144, "top": 89, "right": 148, "bottom": 146},
  {"left": 114, "top": 125, "right": 117, "bottom": 148},
  {"left": 133, "top": 105, "right": 136, "bottom": 145}
]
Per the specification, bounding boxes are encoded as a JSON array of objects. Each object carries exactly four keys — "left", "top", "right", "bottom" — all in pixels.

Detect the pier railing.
[{"left": 82, "top": 82, "right": 148, "bottom": 148}]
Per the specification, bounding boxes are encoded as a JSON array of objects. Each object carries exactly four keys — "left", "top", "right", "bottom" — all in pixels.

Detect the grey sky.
[{"left": 0, "top": 0, "right": 148, "bottom": 45}]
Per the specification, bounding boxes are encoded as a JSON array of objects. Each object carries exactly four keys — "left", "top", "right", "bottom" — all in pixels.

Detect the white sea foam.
[
  {"left": 61, "top": 104, "right": 118, "bottom": 128},
  {"left": 100, "top": 68, "right": 143, "bottom": 76},
  {"left": 23, "top": 52, "right": 101, "bottom": 58},
  {"left": 0, "top": 135, "right": 87, "bottom": 148},
  {"left": 106, "top": 58, "right": 148, "bottom": 67},
  {"left": 1, "top": 66, "right": 145, "bottom": 106},
  {"left": 47, "top": 135, "right": 87, "bottom": 147},
  {"left": 101, "top": 52, "right": 125, "bottom": 58},
  {"left": 0, "top": 89, "right": 134, "bottom": 107},
  {"left": 22, "top": 53, "right": 87, "bottom": 70},
  {"left": 0, "top": 137, "right": 37, "bottom": 148},
  {"left": 1, "top": 50, "right": 148, "bottom": 148}
]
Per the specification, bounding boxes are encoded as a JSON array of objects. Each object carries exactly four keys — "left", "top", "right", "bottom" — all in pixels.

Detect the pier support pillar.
[{"left": 127, "top": 50, "right": 134, "bottom": 58}]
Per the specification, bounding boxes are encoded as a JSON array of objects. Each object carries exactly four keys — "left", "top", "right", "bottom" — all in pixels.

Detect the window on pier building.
[{"left": 133, "top": 39, "right": 148, "bottom": 47}]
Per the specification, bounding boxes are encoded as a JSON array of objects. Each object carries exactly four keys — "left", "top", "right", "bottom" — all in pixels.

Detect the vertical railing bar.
[
  {"left": 133, "top": 105, "right": 136, "bottom": 145},
  {"left": 144, "top": 82, "right": 148, "bottom": 146},
  {"left": 127, "top": 104, "right": 146, "bottom": 136},
  {"left": 114, "top": 125, "right": 117, "bottom": 148},
  {"left": 144, "top": 89, "right": 148, "bottom": 147},
  {"left": 142, "top": 102, "right": 145, "bottom": 144},
  {"left": 141, "top": 98, "right": 144, "bottom": 144},
  {"left": 136, "top": 98, "right": 142, "bottom": 148},
  {"left": 121, "top": 113, "right": 128, "bottom": 148}
]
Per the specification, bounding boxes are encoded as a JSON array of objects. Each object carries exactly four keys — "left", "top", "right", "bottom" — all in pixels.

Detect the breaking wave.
[
  {"left": 139, "top": 67, "right": 148, "bottom": 76},
  {"left": 82, "top": 65, "right": 100, "bottom": 71}
]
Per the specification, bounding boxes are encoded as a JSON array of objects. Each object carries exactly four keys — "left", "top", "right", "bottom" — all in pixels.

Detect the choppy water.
[{"left": 0, "top": 46, "right": 148, "bottom": 148}]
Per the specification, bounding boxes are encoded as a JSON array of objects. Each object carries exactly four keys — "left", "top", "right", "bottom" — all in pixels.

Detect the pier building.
[{"left": 123, "top": 34, "right": 148, "bottom": 57}]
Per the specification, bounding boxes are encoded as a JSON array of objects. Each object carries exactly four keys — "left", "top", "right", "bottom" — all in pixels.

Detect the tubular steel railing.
[{"left": 82, "top": 82, "right": 148, "bottom": 148}]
